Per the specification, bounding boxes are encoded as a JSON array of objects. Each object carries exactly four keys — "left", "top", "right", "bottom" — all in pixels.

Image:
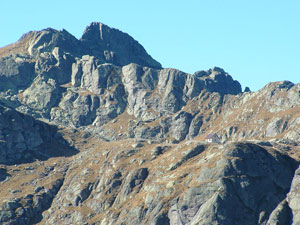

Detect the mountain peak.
[
  {"left": 80, "top": 22, "right": 162, "bottom": 68},
  {"left": 81, "top": 22, "right": 110, "bottom": 41},
  {"left": 1, "top": 22, "right": 162, "bottom": 69},
  {"left": 26, "top": 28, "right": 80, "bottom": 57}
]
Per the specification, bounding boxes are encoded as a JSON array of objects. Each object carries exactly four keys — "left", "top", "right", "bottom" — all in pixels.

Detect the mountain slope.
[{"left": 0, "top": 22, "right": 299, "bottom": 225}]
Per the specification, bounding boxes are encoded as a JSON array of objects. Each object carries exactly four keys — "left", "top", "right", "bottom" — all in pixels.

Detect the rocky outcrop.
[
  {"left": 22, "top": 140, "right": 297, "bottom": 225},
  {"left": 18, "top": 22, "right": 161, "bottom": 69},
  {"left": 22, "top": 76, "right": 62, "bottom": 116},
  {"left": 81, "top": 22, "right": 162, "bottom": 69},
  {"left": 0, "top": 105, "right": 76, "bottom": 164},
  {"left": 194, "top": 66, "right": 242, "bottom": 95},
  {"left": 167, "top": 142, "right": 297, "bottom": 225},
  {"left": 26, "top": 28, "right": 81, "bottom": 58},
  {"left": 287, "top": 165, "right": 300, "bottom": 224},
  {"left": 265, "top": 118, "right": 287, "bottom": 137},
  {"left": 0, "top": 55, "right": 35, "bottom": 92},
  {"left": 0, "top": 178, "right": 64, "bottom": 225}
]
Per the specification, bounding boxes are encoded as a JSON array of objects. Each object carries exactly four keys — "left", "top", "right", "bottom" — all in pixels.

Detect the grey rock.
[
  {"left": 0, "top": 177, "right": 64, "bottom": 225},
  {"left": 169, "top": 144, "right": 205, "bottom": 170},
  {"left": 0, "top": 210, "right": 13, "bottom": 223},
  {"left": 70, "top": 95, "right": 99, "bottom": 127},
  {"left": 22, "top": 75, "right": 62, "bottom": 115},
  {"left": 0, "top": 55, "right": 35, "bottom": 92},
  {"left": 284, "top": 129, "right": 300, "bottom": 143},
  {"left": 122, "top": 63, "right": 159, "bottom": 120},
  {"left": 187, "top": 114, "right": 203, "bottom": 139},
  {"left": 71, "top": 182, "right": 94, "bottom": 206},
  {"left": 171, "top": 111, "right": 193, "bottom": 142},
  {"left": 1, "top": 199, "right": 21, "bottom": 211},
  {"left": 112, "top": 149, "right": 140, "bottom": 165},
  {"left": 132, "top": 142, "right": 144, "bottom": 148},
  {"left": 80, "top": 22, "right": 162, "bottom": 69},
  {"left": 267, "top": 199, "right": 292, "bottom": 225},
  {"left": 151, "top": 146, "right": 166, "bottom": 160},
  {"left": 287, "top": 165, "right": 300, "bottom": 224},
  {"left": 1, "top": 25, "right": 245, "bottom": 133},
  {"left": 265, "top": 118, "right": 287, "bottom": 137},
  {"left": 169, "top": 143, "right": 297, "bottom": 225},
  {"left": 34, "top": 47, "right": 75, "bottom": 85},
  {"left": 133, "top": 124, "right": 163, "bottom": 141},
  {"left": 114, "top": 168, "right": 149, "bottom": 205},
  {"left": 51, "top": 82, "right": 126, "bottom": 128},
  {"left": 194, "top": 66, "right": 242, "bottom": 95},
  {"left": 72, "top": 56, "right": 123, "bottom": 94},
  {"left": 27, "top": 28, "right": 81, "bottom": 58},
  {"left": 157, "top": 69, "right": 191, "bottom": 113},
  {"left": 0, "top": 105, "right": 76, "bottom": 164},
  {"left": 2, "top": 21, "right": 300, "bottom": 225}
]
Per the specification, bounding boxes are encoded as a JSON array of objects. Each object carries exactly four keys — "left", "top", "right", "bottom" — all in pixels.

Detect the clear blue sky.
[{"left": 1, "top": 0, "right": 299, "bottom": 91}]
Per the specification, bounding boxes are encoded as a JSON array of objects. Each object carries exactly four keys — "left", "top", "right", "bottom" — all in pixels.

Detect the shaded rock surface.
[{"left": 0, "top": 104, "right": 77, "bottom": 165}]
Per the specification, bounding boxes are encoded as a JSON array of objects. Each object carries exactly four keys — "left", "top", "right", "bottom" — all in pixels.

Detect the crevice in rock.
[
  {"left": 169, "top": 144, "right": 205, "bottom": 171},
  {"left": 29, "top": 177, "right": 66, "bottom": 224}
]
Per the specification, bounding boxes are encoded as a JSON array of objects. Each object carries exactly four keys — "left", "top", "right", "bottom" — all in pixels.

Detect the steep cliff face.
[{"left": 0, "top": 22, "right": 300, "bottom": 225}]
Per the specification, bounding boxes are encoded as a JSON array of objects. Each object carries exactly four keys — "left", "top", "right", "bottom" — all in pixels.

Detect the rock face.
[
  {"left": 0, "top": 55, "right": 35, "bottom": 92},
  {"left": 287, "top": 166, "right": 300, "bottom": 224},
  {"left": 194, "top": 66, "right": 242, "bottom": 95},
  {"left": 4, "top": 140, "right": 294, "bottom": 225},
  {"left": 0, "top": 104, "right": 76, "bottom": 165},
  {"left": 26, "top": 28, "right": 81, "bottom": 58},
  {"left": 0, "top": 22, "right": 300, "bottom": 225},
  {"left": 167, "top": 143, "right": 297, "bottom": 225},
  {"left": 81, "top": 22, "right": 162, "bottom": 69}
]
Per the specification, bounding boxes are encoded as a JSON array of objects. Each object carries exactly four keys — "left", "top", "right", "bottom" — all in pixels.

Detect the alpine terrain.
[{"left": 0, "top": 22, "right": 300, "bottom": 225}]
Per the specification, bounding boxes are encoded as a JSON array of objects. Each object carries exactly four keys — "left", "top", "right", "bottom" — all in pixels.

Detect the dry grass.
[{"left": 0, "top": 31, "right": 37, "bottom": 57}]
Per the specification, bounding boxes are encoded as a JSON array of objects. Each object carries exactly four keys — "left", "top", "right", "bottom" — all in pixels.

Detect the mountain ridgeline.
[{"left": 0, "top": 22, "right": 300, "bottom": 225}]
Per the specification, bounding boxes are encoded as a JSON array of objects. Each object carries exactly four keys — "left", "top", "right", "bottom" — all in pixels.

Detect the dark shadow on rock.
[
  {"left": 24, "top": 138, "right": 79, "bottom": 164},
  {"left": 29, "top": 178, "right": 65, "bottom": 225},
  {"left": 0, "top": 105, "right": 79, "bottom": 165},
  {"left": 5, "top": 128, "right": 79, "bottom": 165},
  {"left": 152, "top": 212, "right": 170, "bottom": 225},
  {"left": 0, "top": 167, "right": 11, "bottom": 181}
]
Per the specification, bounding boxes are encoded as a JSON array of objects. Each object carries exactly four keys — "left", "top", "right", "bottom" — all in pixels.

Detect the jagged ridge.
[{"left": 0, "top": 22, "right": 300, "bottom": 225}]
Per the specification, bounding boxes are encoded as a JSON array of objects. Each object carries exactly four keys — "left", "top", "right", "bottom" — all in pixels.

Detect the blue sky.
[{"left": 1, "top": 0, "right": 299, "bottom": 91}]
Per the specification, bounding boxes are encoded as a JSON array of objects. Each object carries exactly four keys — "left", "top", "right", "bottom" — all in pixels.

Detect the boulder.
[{"left": 22, "top": 76, "right": 62, "bottom": 115}]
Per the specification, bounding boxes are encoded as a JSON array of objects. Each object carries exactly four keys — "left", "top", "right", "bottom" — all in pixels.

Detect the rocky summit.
[{"left": 0, "top": 22, "right": 299, "bottom": 225}]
